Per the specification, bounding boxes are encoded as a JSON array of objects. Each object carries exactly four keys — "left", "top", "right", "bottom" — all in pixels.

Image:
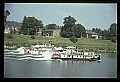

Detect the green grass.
[{"left": 4, "top": 34, "right": 117, "bottom": 52}]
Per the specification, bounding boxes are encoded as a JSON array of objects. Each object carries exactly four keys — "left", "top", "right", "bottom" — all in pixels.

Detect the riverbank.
[{"left": 4, "top": 34, "right": 117, "bottom": 53}]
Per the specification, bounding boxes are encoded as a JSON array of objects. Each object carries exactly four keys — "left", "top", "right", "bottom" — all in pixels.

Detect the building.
[
  {"left": 4, "top": 25, "right": 20, "bottom": 34},
  {"left": 4, "top": 26, "right": 10, "bottom": 33},
  {"left": 42, "top": 29, "right": 60, "bottom": 37},
  {"left": 86, "top": 32, "right": 98, "bottom": 39}
]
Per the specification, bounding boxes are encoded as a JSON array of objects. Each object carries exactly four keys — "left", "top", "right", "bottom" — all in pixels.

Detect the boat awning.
[
  {"left": 66, "top": 46, "right": 76, "bottom": 49},
  {"left": 54, "top": 47, "right": 64, "bottom": 50}
]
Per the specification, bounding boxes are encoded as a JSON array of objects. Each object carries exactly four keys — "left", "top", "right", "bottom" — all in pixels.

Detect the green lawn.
[{"left": 4, "top": 34, "right": 117, "bottom": 52}]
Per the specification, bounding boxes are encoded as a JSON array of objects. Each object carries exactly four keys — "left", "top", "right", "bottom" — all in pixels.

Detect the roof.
[{"left": 66, "top": 46, "right": 76, "bottom": 49}]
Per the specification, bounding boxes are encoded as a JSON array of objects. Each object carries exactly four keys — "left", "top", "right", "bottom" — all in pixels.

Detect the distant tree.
[
  {"left": 4, "top": 10, "right": 10, "bottom": 31},
  {"left": 21, "top": 16, "right": 43, "bottom": 35},
  {"left": 92, "top": 28, "right": 96, "bottom": 32},
  {"left": 101, "top": 29, "right": 109, "bottom": 40},
  {"left": 108, "top": 23, "right": 117, "bottom": 38},
  {"left": 46, "top": 23, "right": 60, "bottom": 29},
  {"left": 4, "top": 10, "right": 10, "bottom": 24},
  {"left": 111, "top": 36, "right": 116, "bottom": 43},
  {"left": 108, "top": 23, "right": 117, "bottom": 43},
  {"left": 75, "top": 24, "right": 86, "bottom": 38},
  {"left": 61, "top": 15, "right": 76, "bottom": 38},
  {"left": 70, "top": 36, "right": 78, "bottom": 43}
]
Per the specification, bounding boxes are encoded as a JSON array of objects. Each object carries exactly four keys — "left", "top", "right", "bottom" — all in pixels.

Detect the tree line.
[{"left": 4, "top": 10, "right": 117, "bottom": 43}]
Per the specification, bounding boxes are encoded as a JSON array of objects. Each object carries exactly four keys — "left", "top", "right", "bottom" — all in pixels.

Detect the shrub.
[
  {"left": 30, "top": 35, "right": 35, "bottom": 39},
  {"left": 91, "top": 36, "right": 96, "bottom": 39},
  {"left": 70, "top": 36, "right": 78, "bottom": 43},
  {"left": 111, "top": 36, "right": 116, "bottom": 43},
  {"left": 111, "top": 38, "right": 116, "bottom": 43}
]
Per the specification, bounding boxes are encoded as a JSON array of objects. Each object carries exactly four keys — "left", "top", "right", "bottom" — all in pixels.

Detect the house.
[
  {"left": 4, "top": 26, "right": 10, "bottom": 33},
  {"left": 42, "top": 29, "right": 60, "bottom": 37},
  {"left": 4, "top": 25, "right": 20, "bottom": 34},
  {"left": 86, "top": 32, "right": 98, "bottom": 39}
]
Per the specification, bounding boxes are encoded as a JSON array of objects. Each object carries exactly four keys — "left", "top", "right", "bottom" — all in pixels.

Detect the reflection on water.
[{"left": 4, "top": 53, "right": 117, "bottom": 78}]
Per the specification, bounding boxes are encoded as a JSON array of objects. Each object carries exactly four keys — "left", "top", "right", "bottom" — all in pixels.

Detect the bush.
[
  {"left": 30, "top": 35, "right": 35, "bottom": 39},
  {"left": 111, "top": 36, "right": 116, "bottom": 43},
  {"left": 111, "top": 38, "right": 116, "bottom": 43},
  {"left": 91, "top": 36, "right": 96, "bottom": 39},
  {"left": 70, "top": 36, "right": 78, "bottom": 43}
]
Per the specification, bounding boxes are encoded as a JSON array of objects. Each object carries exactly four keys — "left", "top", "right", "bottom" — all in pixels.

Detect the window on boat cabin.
[{"left": 77, "top": 55, "right": 78, "bottom": 57}]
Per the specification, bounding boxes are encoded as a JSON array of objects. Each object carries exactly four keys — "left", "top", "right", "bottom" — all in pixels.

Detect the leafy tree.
[
  {"left": 101, "top": 29, "right": 109, "bottom": 40},
  {"left": 4, "top": 10, "right": 10, "bottom": 24},
  {"left": 108, "top": 23, "right": 117, "bottom": 38},
  {"left": 46, "top": 23, "right": 59, "bottom": 29},
  {"left": 111, "top": 36, "right": 116, "bottom": 43},
  {"left": 70, "top": 36, "right": 78, "bottom": 43},
  {"left": 4, "top": 10, "right": 10, "bottom": 31},
  {"left": 92, "top": 28, "right": 96, "bottom": 32},
  {"left": 61, "top": 15, "right": 86, "bottom": 38},
  {"left": 20, "top": 16, "right": 43, "bottom": 35},
  {"left": 61, "top": 15, "right": 76, "bottom": 38},
  {"left": 108, "top": 23, "right": 117, "bottom": 43},
  {"left": 75, "top": 24, "right": 86, "bottom": 38}
]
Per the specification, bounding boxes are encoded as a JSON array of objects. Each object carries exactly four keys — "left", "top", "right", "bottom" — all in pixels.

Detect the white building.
[{"left": 86, "top": 32, "right": 98, "bottom": 39}]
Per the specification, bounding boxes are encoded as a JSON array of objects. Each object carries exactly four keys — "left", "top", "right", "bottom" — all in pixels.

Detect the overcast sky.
[{"left": 5, "top": 3, "right": 117, "bottom": 30}]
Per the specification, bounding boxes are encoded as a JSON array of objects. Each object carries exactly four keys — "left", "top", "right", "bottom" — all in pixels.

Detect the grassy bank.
[{"left": 4, "top": 34, "right": 117, "bottom": 53}]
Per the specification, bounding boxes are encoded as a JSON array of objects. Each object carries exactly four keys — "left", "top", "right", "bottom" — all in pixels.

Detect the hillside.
[
  {"left": 4, "top": 34, "right": 117, "bottom": 53},
  {"left": 6, "top": 21, "right": 22, "bottom": 27}
]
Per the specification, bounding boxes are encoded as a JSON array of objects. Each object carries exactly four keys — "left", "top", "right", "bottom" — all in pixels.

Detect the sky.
[{"left": 5, "top": 3, "right": 117, "bottom": 30}]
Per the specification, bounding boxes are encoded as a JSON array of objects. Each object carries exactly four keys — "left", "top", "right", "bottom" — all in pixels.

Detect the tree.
[
  {"left": 4, "top": 10, "right": 10, "bottom": 31},
  {"left": 101, "top": 29, "right": 109, "bottom": 40},
  {"left": 70, "top": 36, "right": 78, "bottom": 43},
  {"left": 46, "top": 23, "right": 59, "bottom": 29},
  {"left": 61, "top": 15, "right": 76, "bottom": 38},
  {"left": 108, "top": 23, "right": 117, "bottom": 43},
  {"left": 75, "top": 24, "right": 86, "bottom": 38},
  {"left": 92, "top": 28, "right": 96, "bottom": 32},
  {"left": 4, "top": 10, "right": 10, "bottom": 24},
  {"left": 20, "top": 16, "right": 43, "bottom": 35},
  {"left": 108, "top": 23, "right": 117, "bottom": 38},
  {"left": 111, "top": 36, "right": 116, "bottom": 43}
]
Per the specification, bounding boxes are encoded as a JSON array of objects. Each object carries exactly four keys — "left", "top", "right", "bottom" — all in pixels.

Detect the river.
[{"left": 4, "top": 53, "right": 117, "bottom": 78}]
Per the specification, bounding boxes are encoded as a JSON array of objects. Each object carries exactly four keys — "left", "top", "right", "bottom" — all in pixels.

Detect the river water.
[{"left": 4, "top": 53, "right": 117, "bottom": 78}]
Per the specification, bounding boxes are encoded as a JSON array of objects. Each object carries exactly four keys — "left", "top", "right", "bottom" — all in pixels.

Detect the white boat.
[{"left": 51, "top": 46, "right": 101, "bottom": 61}]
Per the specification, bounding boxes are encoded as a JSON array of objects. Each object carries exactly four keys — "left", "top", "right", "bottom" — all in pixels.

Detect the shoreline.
[{"left": 4, "top": 46, "right": 117, "bottom": 53}]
